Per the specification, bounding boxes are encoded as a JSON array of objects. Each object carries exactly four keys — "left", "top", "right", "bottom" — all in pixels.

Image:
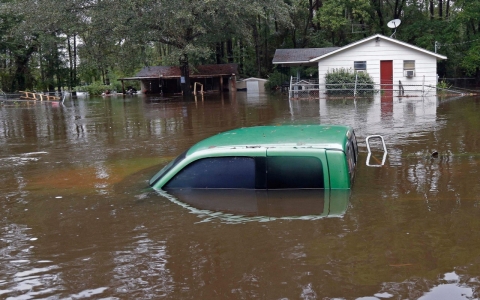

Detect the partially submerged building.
[
  {"left": 273, "top": 34, "right": 447, "bottom": 96},
  {"left": 235, "top": 77, "right": 268, "bottom": 93},
  {"left": 119, "top": 63, "right": 239, "bottom": 94}
]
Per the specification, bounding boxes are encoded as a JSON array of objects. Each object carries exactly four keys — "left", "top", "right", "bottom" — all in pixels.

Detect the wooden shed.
[
  {"left": 119, "top": 63, "right": 239, "bottom": 94},
  {"left": 235, "top": 77, "right": 268, "bottom": 92}
]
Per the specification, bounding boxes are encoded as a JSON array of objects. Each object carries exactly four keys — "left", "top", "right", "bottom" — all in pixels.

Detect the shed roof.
[
  {"left": 124, "top": 63, "right": 239, "bottom": 80},
  {"left": 240, "top": 77, "right": 268, "bottom": 82}
]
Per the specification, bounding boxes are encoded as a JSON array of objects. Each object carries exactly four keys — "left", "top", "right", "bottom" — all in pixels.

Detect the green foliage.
[
  {"left": 76, "top": 82, "right": 114, "bottom": 96},
  {"left": 325, "top": 68, "right": 374, "bottom": 95},
  {"left": 460, "top": 42, "right": 480, "bottom": 76},
  {"left": 265, "top": 70, "right": 288, "bottom": 91},
  {"left": 316, "top": 0, "right": 371, "bottom": 45},
  {"left": 437, "top": 80, "right": 451, "bottom": 90},
  {"left": 1, "top": 0, "right": 480, "bottom": 93}
]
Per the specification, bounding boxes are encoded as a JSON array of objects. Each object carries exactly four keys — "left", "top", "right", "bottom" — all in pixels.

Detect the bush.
[
  {"left": 437, "top": 80, "right": 451, "bottom": 89},
  {"left": 325, "top": 68, "right": 375, "bottom": 95},
  {"left": 265, "top": 70, "right": 287, "bottom": 91},
  {"left": 75, "top": 82, "right": 114, "bottom": 96}
]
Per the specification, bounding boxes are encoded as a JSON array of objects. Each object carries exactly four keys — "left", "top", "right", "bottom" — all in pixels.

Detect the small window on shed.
[
  {"left": 403, "top": 60, "right": 415, "bottom": 70},
  {"left": 354, "top": 61, "right": 367, "bottom": 71},
  {"left": 164, "top": 157, "right": 256, "bottom": 189},
  {"left": 266, "top": 156, "right": 324, "bottom": 189}
]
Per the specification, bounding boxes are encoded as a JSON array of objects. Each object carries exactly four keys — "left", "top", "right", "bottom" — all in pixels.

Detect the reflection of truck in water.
[{"left": 165, "top": 189, "right": 351, "bottom": 218}]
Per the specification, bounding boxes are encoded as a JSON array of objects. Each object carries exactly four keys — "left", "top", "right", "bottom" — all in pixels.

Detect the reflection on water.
[
  {"left": 0, "top": 93, "right": 479, "bottom": 299},
  {"left": 162, "top": 189, "right": 350, "bottom": 222}
]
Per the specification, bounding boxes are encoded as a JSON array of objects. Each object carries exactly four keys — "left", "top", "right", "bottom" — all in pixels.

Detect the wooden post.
[
  {"left": 121, "top": 80, "right": 125, "bottom": 94},
  {"left": 19, "top": 91, "right": 59, "bottom": 101},
  {"left": 194, "top": 82, "right": 204, "bottom": 95},
  {"left": 219, "top": 76, "right": 223, "bottom": 92},
  {"left": 230, "top": 74, "right": 236, "bottom": 92}
]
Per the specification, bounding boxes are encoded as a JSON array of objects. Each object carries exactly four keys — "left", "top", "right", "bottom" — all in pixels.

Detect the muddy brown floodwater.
[{"left": 0, "top": 92, "right": 479, "bottom": 299}]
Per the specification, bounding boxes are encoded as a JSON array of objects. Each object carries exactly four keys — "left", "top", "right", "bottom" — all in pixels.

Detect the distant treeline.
[{"left": 0, "top": 0, "right": 478, "bottom": 93}]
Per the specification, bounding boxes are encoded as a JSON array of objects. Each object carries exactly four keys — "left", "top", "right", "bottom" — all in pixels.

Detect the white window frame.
[
  {"left": 403, "top": 60, "right": 416, "bottom": 77},
  {"left": 403, "top": 60, "right": 415, "bottom": 70}
]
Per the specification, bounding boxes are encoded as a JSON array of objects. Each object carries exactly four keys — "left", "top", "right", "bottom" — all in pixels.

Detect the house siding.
[{"left": 317, "top": 38, "right": 439, "bottom": 91}]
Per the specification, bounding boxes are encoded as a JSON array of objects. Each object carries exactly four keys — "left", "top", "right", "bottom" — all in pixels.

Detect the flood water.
[{"left": 1, "top": 92, "right": 479, "bottom": 299}]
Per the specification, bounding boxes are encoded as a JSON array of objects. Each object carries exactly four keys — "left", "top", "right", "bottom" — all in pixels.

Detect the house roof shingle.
[
  {"left": 272, "top": 47, "right": 340, "bottom": 64},
  {"left": 131, "top": 63, "right": 239, "bottom": 79}
]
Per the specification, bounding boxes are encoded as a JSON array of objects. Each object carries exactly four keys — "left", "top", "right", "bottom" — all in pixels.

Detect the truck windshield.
[{"left": 149, "top": 151, "right": 187, "bottom": 186}]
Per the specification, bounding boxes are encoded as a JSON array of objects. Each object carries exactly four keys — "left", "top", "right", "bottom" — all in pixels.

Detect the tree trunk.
[
  {"left": 315, "top": 0, "right": 322, "bottom": 29},
  {"left": 68, "top": 36, "right": 73, "bottom": 92},
  {"left": 374, "top": 1, "right": 385, "bottom": 35},
  {"left": 180, "top": 57, "right": 192, "bottom": 97},
  {"left": 13, "top": 56, "right": 28, "bottom": 91},
  {"left": 105, "top": 68, "right": 110, "bottom": 86},
  {"left": 216, "top": 42, "right": 222, "bottom": 64},
  {"left": 429, "top": 0, "right": 434, "bottom": 20},
  {"left": 12, "top": 44, "right": 36, "bottom": 91},
  {"left": 73, "top": 35, "right": 77, "bottom": 96},
  {"left": 470, "top": 21, "right": 477, "bottom": 35},
  {"left": 252, "top": 22, "right": 261, "bottom": 77},
  {"left": 39, "top": 46, "right": 45, "bottom": 91},
  {"left": 476, "top": 67, "right": 480, "bottom": 83},
  {"left": 264, "top": 16, "right": 269, "bottom": 70},
  {"left": 239, "top": 39, "right": 244, "bottom": 74},
  {"left": 227, "top": 39, "right": 233, "bottom": 63},
  {"left": 306, "top": 0, "right": 314, "bottom": 32},
  {"left": 439, "top": 0, "right": 443, "bottom": 18},
  {"left": 291, "top": 28, "right": 297, "bottom": 48},
  {"left": 43, "top": 38, "right": 59, "bottom": 93},
  {"left": 393, "top": 0, "right": 406, "bottom": 19}
]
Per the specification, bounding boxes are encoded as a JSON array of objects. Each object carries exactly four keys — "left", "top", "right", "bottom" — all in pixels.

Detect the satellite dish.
[
  {"left": 387, "top": 19, "right": 401, "bottom": 38},
  {"left": 387, "top": 19, "right": 401, "bottom": 29}
]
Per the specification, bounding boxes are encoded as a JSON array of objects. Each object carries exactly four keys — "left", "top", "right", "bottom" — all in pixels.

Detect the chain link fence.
[
  {"left": 441, "top": 78, "right": 479, "bottom": 94},
  {"left": 288, "top": 76, "right": 463, "bottom": 100},
  {"left": 1, "top": 90, "right": 66, "bottom": 102},
  {"left": 0, "top": 90, "right": 22, "bottom": 101}
]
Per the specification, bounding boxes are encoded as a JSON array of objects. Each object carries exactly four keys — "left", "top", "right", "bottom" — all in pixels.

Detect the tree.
[
  {"left": 1, "top": 0, "right": 480, "bottom": 93},
  {"left": 107, "top": 0, "right": 291, "bottom": 96},
  {"left": 0, "top": 0, "right": 87, "bottom": 92}
]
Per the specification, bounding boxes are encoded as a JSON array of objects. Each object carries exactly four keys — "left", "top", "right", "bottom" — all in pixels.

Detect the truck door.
[{"left": 265, "top": 148, "right": 329, "bottom": 189}]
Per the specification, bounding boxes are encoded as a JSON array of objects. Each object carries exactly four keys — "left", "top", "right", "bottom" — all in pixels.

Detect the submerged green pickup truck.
[{"left": 150, "top": 125, "right": 358, "bottom": 190}]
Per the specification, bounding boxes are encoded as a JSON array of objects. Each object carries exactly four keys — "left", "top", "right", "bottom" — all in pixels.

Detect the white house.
[{"left": 272, "top": 34, "right": 447, "bottom": 93}]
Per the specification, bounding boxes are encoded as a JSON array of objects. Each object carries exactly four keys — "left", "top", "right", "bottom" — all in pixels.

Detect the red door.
[{"left": 380, "top": 60, "right": 393, "bottom": 90}]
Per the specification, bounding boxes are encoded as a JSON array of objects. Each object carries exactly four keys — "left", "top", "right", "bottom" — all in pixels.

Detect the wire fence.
[
  {"left": 0, "top": 90, "right": 66, "bottom": 102},
  {"left": 442, "top": 78, "right": 479, "bottom": 92},
  {"left": 0, "top": 91, "right": 22, "bottom": 101},
  {"left": 288, "top": 76, "right": 464, "bottom": 100}
]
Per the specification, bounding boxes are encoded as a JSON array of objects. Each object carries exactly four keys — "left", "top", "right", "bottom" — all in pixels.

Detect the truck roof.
[{"left": 187, "top": 125, "right": 352, "bottom": 156}]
